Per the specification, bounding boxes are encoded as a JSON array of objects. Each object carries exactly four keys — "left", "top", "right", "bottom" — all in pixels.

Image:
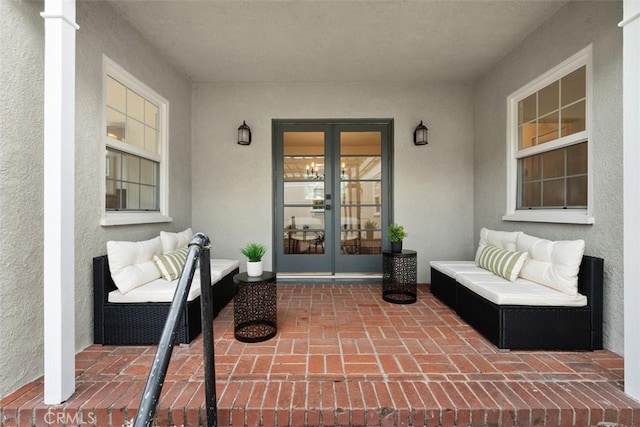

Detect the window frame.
[
  {"left": 503, "top": 45, "right": 594, "bottom": 225},
  {"left": 101, "top": 56, "right": 172, "bottom": 226}
]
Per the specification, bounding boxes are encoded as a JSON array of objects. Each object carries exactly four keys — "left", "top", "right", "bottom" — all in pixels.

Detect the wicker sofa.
[
  {"left": 93, "top": 228, "right": 239, "bottom": 345},
  {"left": 430, "top": 229, "right": 604, "bottom": 351},
  {"left": 93, "top": 255, "right": 238, "bottom": 345}
]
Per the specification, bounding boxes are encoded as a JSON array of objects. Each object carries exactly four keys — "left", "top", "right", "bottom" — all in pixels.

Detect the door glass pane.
[
  {"left": 340, "top": 131, "right": 381, "bottom": 257},
  {"left": 340, "top": 132, "right": 381, "bottom": 155},
  {"left": 341, "top": 157, "right": 381, "bottom": 180},
  {"left": 282, "top": 131, "right": 326, "bottom": 255},
  {"left": 284, "top": 182, "right": 325, "bottom": 205},
  {"left": 341, "top": 182, "right": 380, "bottom": 205},
  {"left": 283, "top": 207, "right": 325, "bottom": 255},
  {"left": 283, "top": 132, "right": 324, "bottom": 155}
]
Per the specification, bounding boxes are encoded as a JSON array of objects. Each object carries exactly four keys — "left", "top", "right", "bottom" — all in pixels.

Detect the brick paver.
[{"left": 1, "top": 284, "right": 639, "bottom": 426}]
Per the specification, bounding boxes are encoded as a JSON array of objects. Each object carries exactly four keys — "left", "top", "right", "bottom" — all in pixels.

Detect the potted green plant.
[
  {"left": 364, "top": 220, "right": 377, "bottom": 240},
  {"left": 240, "top": 242, "right": 268, "bottom": 277},
  {"left": 388, "top": 223, "right": 407, "bottom": 253}
]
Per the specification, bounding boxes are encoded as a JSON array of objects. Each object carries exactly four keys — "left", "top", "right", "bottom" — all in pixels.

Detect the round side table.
[
  {"left": 232, "top": 271, "right": 277, "bottom": 342},
  {"left": 382, "top": 250, "right": 417, "bottom": 304}
]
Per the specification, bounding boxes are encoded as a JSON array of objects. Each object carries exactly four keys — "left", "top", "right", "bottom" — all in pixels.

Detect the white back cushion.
[
  {"left": 516, "top": 233, "right": 585, "bottom": 296},
  {"left": 475, "top": 228, "right": 522, "bottom": 262},
  {"left": 160, "top": 227, "right": 193, "bottom": 254},
  {"left": 107, "top": 236, "right": 162, "bottom": 294}
]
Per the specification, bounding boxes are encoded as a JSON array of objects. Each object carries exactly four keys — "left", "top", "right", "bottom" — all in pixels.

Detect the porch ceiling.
[{"left": 106, "top": 0, "right": 568, "bottom": 83}]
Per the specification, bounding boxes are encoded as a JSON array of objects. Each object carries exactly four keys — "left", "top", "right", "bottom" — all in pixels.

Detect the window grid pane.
[
  {"left": 106, "top": 74, "right": 161, "bottom": 155},
  {"left": 517, "top": 142, "right": 587, "bottom": 209},
  {"left": 517, "top": 65, "right": 586, "bottom": 149},
  {"left": 105, "top": 148, "right": 159, "bottom": 211}
]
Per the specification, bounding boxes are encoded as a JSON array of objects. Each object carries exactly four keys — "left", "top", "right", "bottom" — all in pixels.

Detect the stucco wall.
[
  {"left": 74, "top": 1, "right": 193, "bottom": 350},
  {"left": 0, "top": 1, "right": 192, "bottom": 399},
  {"left": 191, "top": 82, "right": 475, "bottom": 283},
  {"left": 473, "top": 1, "right": 623, "bottom": 353},
  {"left": 0, "top": 0, "right": 46, "bottom": 400}
]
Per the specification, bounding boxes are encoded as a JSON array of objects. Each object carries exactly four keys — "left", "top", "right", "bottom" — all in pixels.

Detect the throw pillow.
[
  {"left": 516, "top": 233, "right": 585, "bottom": 295},
  {"left": 476, "top": 244, "right": 528, "bottom": 282},
  {"left": 153, "top": 246, "right": 190, "bottom": 281},
  {"left": 160, "top": 227, "right": 193, "bottom": 254},
  {"left": 107, "top": 236, "right": 163, "bottom": 294}
]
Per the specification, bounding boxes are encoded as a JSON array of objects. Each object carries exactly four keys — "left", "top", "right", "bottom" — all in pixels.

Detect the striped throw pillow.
[
  {"left": 153, "top": 246, "right": 189, "bottom": 281},
  {"left": 476, "top": 244, "right": 528, "bottom": 282}
]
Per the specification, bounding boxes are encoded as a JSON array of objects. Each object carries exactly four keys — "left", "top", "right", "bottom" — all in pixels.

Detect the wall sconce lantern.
[
  {"left": 413, "top": 121, "right": 428, "bottom": 146},
  {"left": 237, "top": 121, "right": 251, "bottom": 145}
]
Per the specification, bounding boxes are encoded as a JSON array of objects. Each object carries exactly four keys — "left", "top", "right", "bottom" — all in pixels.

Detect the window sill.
[
  {"left": 502, "top": 210, "right": 594, "bottom": 225},
  {"left": 101, "top": 212, "right": 173, "bottom": 226}
]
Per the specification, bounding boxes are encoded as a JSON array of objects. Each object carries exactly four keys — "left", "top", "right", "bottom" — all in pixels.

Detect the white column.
[
  {"left": 41, "top": 0, "right": 78, "bottom": 405},
  {"left": 621, "top": 0, "right": 640, "bottom": 402}
]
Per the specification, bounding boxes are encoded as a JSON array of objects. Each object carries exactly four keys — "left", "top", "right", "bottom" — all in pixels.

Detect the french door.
[{"left": 273, "top": 120, "right": 392, "bottom": 275}]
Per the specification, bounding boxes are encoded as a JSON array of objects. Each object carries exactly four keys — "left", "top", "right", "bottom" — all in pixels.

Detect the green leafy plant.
[
  {"left": 240, "top": 242, "right": 268, "bottom": 262},
  {"left": 387, "top": 224, "right": 407, "bottom": 242}
]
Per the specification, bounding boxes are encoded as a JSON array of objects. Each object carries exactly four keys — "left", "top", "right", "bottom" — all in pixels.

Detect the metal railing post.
[
  {"left": 199, "top": 241, "right": 218, "bottom": 427},
  {"left": 132, "top": 233, "right": 211, "bottom": 427}
]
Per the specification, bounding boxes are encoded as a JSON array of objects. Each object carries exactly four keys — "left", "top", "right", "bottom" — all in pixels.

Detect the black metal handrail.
[{"left": 133, "top": 233, "right": 217, "bottom": 427}]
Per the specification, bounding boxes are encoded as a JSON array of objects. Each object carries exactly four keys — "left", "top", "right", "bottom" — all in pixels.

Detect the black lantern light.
[
  {"left": 413, "top": 121, "right": 428, "bottom": 146},
  {"left": 237, "top": 121, "right": 251, "bottom": 145}
]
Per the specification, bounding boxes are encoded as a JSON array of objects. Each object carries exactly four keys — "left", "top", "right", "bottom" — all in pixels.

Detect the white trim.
[
  {"left": 42, "top": 0, "right": 77, "bottom": 404},
  {"left": 502, "top": 210, "right": 594, "bottom": 225},
  {"left": 619, "top": 9, "right": 640, "bottom": 27},
  {"left": 623, "top": 0, "right": 640, "bottom": 401},
  {"left": 101, "top": 212, "right": 173, "bottom": 226},
  {"left": 101, "top": 55, "right": 171, "bottom": 226},
  {"left": 505, "top": 45, "right": 593, "bottom": 224}
]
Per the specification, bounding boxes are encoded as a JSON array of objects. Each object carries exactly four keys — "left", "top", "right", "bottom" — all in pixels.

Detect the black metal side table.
[
  {"left": 232, "top": 271, "right": 277, "bottom": 342},
  {"left": 382, "top": 250, "right": 417, "bottom": 304}
]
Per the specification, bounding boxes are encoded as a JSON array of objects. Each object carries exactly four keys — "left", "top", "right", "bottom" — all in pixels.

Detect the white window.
[
  {"left": 504, "top": 46, "right": 593, "bottom": 224},
  {"left": 101, "top": 56, "right": 172, "bottom": 226}
]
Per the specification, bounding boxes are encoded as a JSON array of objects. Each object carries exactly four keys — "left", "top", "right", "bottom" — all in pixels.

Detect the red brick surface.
[{"left": 1, "top": 284, "right": 639, "bottom": 426}]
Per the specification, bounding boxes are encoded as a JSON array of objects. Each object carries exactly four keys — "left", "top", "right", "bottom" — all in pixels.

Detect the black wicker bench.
[
  {"left": 431, "top": 255, "right": 603, "bottom": 351},
  {"left": 93, "top": 255, "right": 238, "bottom": 345}
]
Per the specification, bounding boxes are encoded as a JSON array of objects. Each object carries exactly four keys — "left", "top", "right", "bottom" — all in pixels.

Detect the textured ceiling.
[{"left": 107, "top": 0, "right": 568, "bottom": 83}]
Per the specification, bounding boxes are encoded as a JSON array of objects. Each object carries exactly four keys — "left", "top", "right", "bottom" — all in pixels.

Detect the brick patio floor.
[{"left": 2, "top": 284, "right": 639, "bottom": 427}]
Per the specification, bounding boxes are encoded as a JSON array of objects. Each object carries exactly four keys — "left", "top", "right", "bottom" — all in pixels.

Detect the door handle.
[{"left": 325, "top": 205, "right": 332, "bottom": 210}]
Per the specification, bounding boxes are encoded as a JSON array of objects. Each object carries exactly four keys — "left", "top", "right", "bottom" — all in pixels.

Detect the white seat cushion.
[
  {"left": 430, "top": 261, "right": 491, "bottom": 279},
  {"left": 108, "top": 258, "right": 239, "bottom": 303},
  {"left": 211, "top": 259, "right": 240, "bottom": 278},
  {"left": 108, "top": 276, "right": 202, "bottom": 303},
  {"left": 456, "top": 272, "right": 587, "bottom": 307}
]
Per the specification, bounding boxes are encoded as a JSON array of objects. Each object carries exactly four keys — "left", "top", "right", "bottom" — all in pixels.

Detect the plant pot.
[
  {"left": 246, "top": 260, "right": 263, "bottom": 277},
  {"left": 390, "top": 241, "right": 403, "bottom": 253},
  {"left": 365, "top": 231, "right": 374, "bottom": 240}
]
